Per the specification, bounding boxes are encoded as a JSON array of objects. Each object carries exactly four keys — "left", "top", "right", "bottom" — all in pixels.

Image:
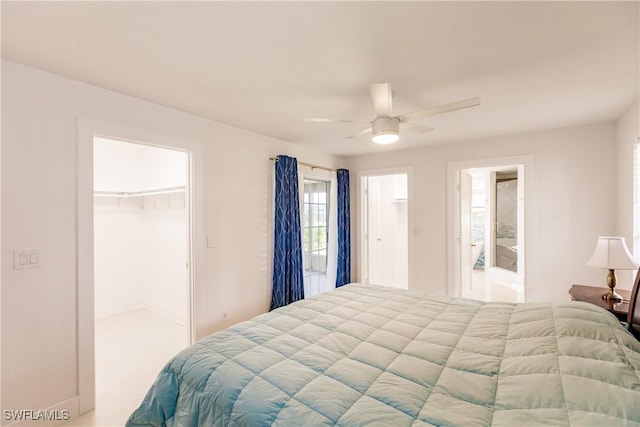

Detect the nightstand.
[{"left": 569, "top": 285, "right": 631, "bottom": 321}]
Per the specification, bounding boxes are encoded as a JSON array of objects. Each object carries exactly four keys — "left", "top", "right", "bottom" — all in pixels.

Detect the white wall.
[
  {"left": 1, "top": 60, "right": 342, "bottom": 418},
  {"left": 616, "top": 100, "right": 640, "bottom": 288},
  {"left": 140, "top": 193, "right": 189, "bottom": 324},
  {"left": 94, "top": 193, "right": 189, "bottom": 325},
  {"left": 345, "top": 121, "right": 618, "bottom": 302},
  {"left": 93, "top": 137, "right": 187, "bottom": 193},
  {"left": 94, "top": 197, "right": 146, "bottom": 317}
]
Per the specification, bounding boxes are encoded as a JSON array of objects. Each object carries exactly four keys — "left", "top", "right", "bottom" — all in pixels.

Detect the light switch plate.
[{"left": 14, "top": 249, "right": 42, "bottom": 270}]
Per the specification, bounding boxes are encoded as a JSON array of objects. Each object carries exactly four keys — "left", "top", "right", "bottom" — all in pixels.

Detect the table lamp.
[{"left": 586, "top": 236, "right": 639, "bottom": 301}]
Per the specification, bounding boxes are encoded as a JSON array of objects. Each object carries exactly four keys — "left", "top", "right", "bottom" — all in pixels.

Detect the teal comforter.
[{"left": 126, "top": 284, "right": 640, "bottom": 426}]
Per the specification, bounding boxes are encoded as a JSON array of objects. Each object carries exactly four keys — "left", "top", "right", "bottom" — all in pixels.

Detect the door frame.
[
  {"left": 459, "top": 170, "right": 473, "bottom": 296},
  {"left": 446, "top": 155, "right": 535, "bottom": 299},
  {"left": 76, "top": 118, "right": 204, "bottom": 414},
  {"left": 356, "top": 167, "right": 413, "bottom": 288}
]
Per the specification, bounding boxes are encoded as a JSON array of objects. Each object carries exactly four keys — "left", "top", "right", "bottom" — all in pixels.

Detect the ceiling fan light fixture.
[
  {"left": 305, "top": 83, "right": 480, "bottom": 144},
  {"left": 372, "top": 117, "right": 400, "bottom": 144},
  {"left": 372, "top": 131, "right": 399, "bottom": 145}
]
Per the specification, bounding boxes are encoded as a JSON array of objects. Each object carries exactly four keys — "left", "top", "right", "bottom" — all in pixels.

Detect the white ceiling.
[{"left": 2, "top": 1, "right": 638, "bottom": 156}]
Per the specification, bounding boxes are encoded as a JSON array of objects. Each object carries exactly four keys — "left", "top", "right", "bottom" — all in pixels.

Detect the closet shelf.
[{"left": 94, "top": 185, "right": 186, "bottom": 198}]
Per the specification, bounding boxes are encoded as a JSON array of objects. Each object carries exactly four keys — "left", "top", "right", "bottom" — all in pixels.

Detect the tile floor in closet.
[{"left": 60, "top": 309, "right": 187, "bottom": 427}]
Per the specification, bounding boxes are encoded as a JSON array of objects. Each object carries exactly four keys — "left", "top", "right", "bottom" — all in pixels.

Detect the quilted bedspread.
[{"left": 126, "top": 284, "right": 640, "bottom": 426}]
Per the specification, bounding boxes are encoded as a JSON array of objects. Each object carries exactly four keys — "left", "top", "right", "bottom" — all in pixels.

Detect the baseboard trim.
[
  {"left": 95, "top": 301, "right": 145, "bottom": 319},
  {"left": 144, "top": 301, "right": 188, "bottom": 327},
  {"left": 95, "top": 302, "right": 187, "bottom": 326}
]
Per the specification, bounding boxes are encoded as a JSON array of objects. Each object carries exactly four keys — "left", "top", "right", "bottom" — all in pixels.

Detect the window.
[
  {"left": 303, "top": 179, "right": 329, "bottom": 296},
  {"left": 634, "top": 139, "right": 640, "bottom": 257}
]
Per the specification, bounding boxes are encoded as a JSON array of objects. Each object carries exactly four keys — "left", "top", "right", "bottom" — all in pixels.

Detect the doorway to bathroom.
[{"left": 448, "top": 155, "right": 533, "bottom": 303}]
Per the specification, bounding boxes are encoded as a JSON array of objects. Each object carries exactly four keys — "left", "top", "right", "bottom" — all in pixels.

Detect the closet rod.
[
  {"left": 94, "top": 185, "right": 186, "bottom": 198},
  {"left": 269, "top": 156, "right": 335, "bottom": 172}
]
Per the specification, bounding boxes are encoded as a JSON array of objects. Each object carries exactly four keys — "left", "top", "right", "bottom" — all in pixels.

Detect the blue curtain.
[
  {"left": 271, "top": 155, "right": 305, "bottom": 310},
  {"left": 336, "top": 168, "right": 351, "bottom": 287}
]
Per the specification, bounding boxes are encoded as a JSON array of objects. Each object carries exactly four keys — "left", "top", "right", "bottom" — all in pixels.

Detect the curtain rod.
[{"left": 269, "top": 156, "right": 335, "bottom": 172}]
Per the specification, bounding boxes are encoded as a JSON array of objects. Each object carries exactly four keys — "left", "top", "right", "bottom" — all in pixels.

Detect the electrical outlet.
[{"left": 222, "top": 312, "right": 230, "bottom": 322}]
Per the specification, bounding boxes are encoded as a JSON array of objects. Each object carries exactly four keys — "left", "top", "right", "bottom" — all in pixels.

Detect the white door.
[
  {"left": 367, "top": 177, "right": 382, "bottom": 284},
  {"left": 459, "top": 170, "right": 473, "bottom": 295},
  {"left": 362, "top": 174, "right": 408, "bottom": 289},
  {"left": 516, "top": 164, "right": 525, "bottom": 277}
]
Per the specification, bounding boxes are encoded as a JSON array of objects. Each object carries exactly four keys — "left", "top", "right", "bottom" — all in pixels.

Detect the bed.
[{"left": 126, "top": 282, "right": 640, "bottom": 426}]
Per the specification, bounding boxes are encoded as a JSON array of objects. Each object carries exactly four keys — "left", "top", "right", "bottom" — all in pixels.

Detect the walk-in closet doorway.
[{"left": 91, "top": 136, "right": 191, "bottom": 425}]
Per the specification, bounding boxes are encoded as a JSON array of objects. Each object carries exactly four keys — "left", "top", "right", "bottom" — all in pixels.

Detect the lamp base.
[
  {"left": 602, "top": 289, "right": 624, "bottom": 302},
  {"left": 601, "top": 269, "right": 624, "bottom": 302}
]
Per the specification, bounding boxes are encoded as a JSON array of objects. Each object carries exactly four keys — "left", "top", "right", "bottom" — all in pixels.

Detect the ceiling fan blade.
[
  {"left": 398, "top": 97, "right": 481, "bottom": 123},
  {"left": 345, "top": 127, "right": 372, "bottom": 140},
  {"left": 304, "top": 117, "right": 369, "bottom": 124},
  {"left": 401, "top": 122, "right": 434, "bottom": 133},
  {"left": 369, "top": 83, "right": 393, "bottom": 117}
]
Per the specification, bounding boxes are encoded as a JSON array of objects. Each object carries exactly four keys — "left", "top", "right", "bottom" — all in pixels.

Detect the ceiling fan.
[{"left": 305, "top": 83, "right": 481, "bottom": 145}]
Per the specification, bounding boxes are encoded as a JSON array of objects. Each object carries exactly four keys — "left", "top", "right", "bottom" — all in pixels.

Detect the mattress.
[{"left": 126, "top": 284, "right": 640, "bottom": 426}]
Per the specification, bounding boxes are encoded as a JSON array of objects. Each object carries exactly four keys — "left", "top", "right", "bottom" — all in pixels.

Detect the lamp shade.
[{"left": 585, "top": 236, "right": 639, "bottom": 270}]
